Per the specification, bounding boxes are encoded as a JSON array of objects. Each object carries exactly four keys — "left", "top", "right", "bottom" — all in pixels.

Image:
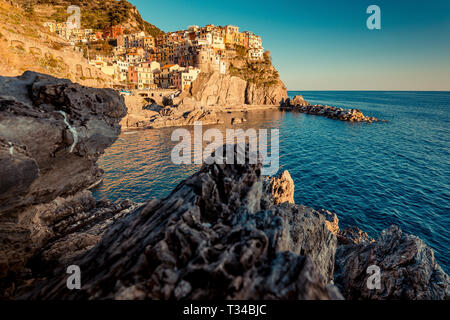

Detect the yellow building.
[
  {"left": 136, "top": 64, "right": 155, "bottom": 89},
  {"left": 143, "top": 36, "right": 155, "bottom": 50},
  {"left": 224, "top": 25, "right": 240, "bottom": 46},
  {"left": 222, "top": 25, "right": 249, "bottom": 47}
]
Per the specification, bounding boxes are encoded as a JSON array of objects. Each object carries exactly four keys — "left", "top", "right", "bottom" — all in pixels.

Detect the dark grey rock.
[
  {"left": 334, "top": 225, "right": 449, "bottom": 299},
  {"left": 0, "top": 71, "right": 131, "bottom": 297},
  {"left": 24, "top": 146, "right": 342, "bottom": 300}
]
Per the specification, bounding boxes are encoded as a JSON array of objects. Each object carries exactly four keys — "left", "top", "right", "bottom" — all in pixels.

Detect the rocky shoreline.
[
  {"left": 118, "top": 69, "right": 382, "bottom": 131},
  {"left": 120, "top": 94, "right": 382, "bottom": 131},
  {"left": 0, "top": 72, "right": 447, "bottom": 300},
  {"left": 120, "top": 69, "right": 288, "bottom": 130},
  {"left": 280, "top": 95, "right": 383, "bottom": 123}
]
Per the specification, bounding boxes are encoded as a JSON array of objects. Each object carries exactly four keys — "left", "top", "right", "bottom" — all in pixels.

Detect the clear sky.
[{"left": 129, "top": 0, "right": 450, "bottom": 90}]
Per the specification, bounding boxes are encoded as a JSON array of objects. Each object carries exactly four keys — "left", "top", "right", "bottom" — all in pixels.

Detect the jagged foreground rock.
[
  {"left": 23, "top": 145, "right": 449, "bottom": 300},
  {"left": 25, "top": 150, "right": 342, "bottom": 300},
  {"left": 0, "top": 71, "right": 138, "bottom": 297},
  {"left": 335, "top": 225, "right": 449, "bottom": 299}
]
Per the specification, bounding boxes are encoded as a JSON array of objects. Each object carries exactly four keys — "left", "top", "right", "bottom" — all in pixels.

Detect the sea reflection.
[{"left": 93, "top": 109, "right": 286, "bottom": 203}]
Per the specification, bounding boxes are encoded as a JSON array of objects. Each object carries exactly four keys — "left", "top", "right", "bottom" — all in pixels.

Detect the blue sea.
[{"left": 93, "top": 91, "right": 450, "bottom": 273}]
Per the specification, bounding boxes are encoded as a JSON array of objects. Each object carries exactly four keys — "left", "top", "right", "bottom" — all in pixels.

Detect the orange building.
[{"left": 104, "top": 25, "right": 125, "bottom": 39}]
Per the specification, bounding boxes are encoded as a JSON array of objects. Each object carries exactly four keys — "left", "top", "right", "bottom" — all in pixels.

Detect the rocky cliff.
[
  {"left": 184, "top": 51, "right": 288, "bottom": 109},
  {"left": 188, "top": 72, "right": 288, "bottom": 108},
  {"left": 0, "top": 71, "right": 138, "bottom": 297},
  {"left": 189, "top": 73, "right": 247, "bottom": 107}
]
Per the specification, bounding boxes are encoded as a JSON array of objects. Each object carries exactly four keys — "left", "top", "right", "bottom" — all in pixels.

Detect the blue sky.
[{"left": 129, "top": 0, "right": 450, "bottom": 90}]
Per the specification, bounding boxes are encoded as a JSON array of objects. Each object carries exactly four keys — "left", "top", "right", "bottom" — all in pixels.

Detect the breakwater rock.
[
  {"left": 281, "top": 95, "right": 381, "bottom": 123},
  {"left": 0, "top": 71, "right": 138, "bottom": 297}
]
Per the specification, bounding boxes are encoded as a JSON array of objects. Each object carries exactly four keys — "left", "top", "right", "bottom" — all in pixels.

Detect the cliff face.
[
  {"left": 186, "top": 51, "right": 288, "bottom": 108},
  {"left": 0, "top": 71, "right": 137, "bottom": 297},
  {"left": 187, "top": 71, "right": 287, "bottom": 108},
  {"left": 190, "top": 72, "right": 247, "bottom": 107},
  {"left": 230, "top": 50, "right": 288, "bottom": 106},
  {"left": 245, "top": 78, "right": 288, "bottom": 105}
]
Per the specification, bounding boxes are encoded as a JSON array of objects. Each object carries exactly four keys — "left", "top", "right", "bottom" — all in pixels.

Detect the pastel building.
[
  {"left": 248, "top": 48, "right": 264, "bottom": 60},
  {"left": 103, "top": 25, "right": 125, "bottom": 39},
  {"left": 158, "top": 64, "right": 183, "bottom": 89},
  {"left": 116, "top": 60, "right": 130, "bottom": 82},
  {"left": 143, "top": 36, "right": 155, "bottom": 50},
  {"left": 243, "top": 31, "right": 263, "bottom": 49},
  {"left": 195, "top": 47, "right": 227, "bottom": 74},
  {"left": 136, "top": 64, "right": 155, "bottom": 89},
  {"left": 126, "top": 52, "right": 143, "bottom": 64},
  {"left": 172, "top": 67, "right": 201, "bottom": 91}
]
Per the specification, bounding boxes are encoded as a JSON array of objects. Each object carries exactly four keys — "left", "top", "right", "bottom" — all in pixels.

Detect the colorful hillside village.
[{"left": 43, "top": 22, "right": 265, "bottom": 91}]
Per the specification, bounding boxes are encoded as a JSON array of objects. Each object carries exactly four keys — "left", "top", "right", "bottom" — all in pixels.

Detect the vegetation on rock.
[
  {"left": 229, "top": 50, "right": 280, "bottom": 87},
  {"left": 16, "top": 0, "right": 163, "bottom": 37}
]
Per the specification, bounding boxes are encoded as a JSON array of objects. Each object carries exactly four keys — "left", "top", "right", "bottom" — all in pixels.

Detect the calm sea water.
[{"left": 93, "top": 91, "right": 450, "bottom": 273}]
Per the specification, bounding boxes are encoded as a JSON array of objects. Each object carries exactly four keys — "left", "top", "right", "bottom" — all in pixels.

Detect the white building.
[
  {"left": 116, "top": 60, "right": 130, "bottom": 82},
  {"left": 173, "top": 67, "right": 201, "bottom": 91},
  {"left": 248, "top": 48, "right": 264, "bottom": 60},
  {"left": 126, "top": 53, "right": 143, "bottom": 64},
  {"left": 211, "top": 32, "right": 225, "bottom": 50}
]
